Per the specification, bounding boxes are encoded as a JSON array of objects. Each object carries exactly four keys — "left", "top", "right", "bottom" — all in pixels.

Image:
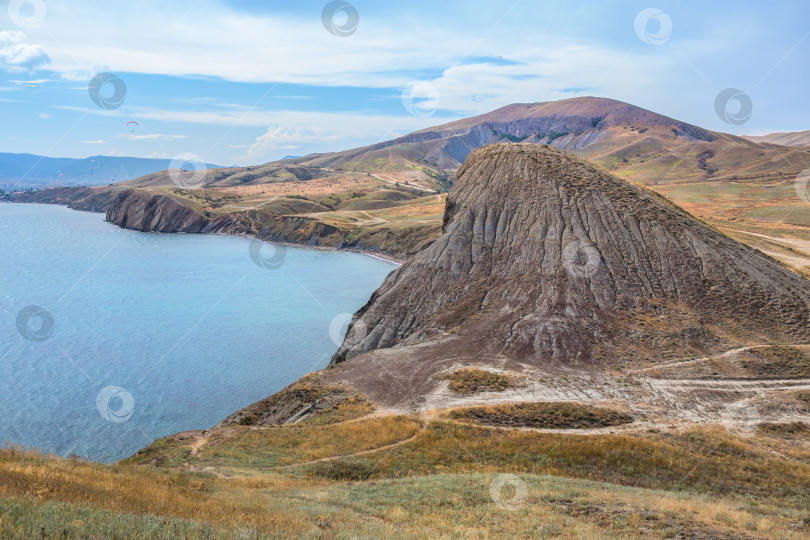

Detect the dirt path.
[
  {"left": 721, "top": 228, "right": 810, "bottom": 268},
  {"left": 317, "top": 166, "right": 438, "bottom": 194},
  {"left": 277, "top": 430, "right": 422, "bottom": 469},
  {"left": 189, "top": 432, "right": 211, "bottom": 456},
  {"left": 277, "top": 412, "right": 431, "bottom": 469},
  {"left": 646, "top": 378, "right": 810, "bottom": 392},
  {"left": 370, "top": 173, "right": 437, "bottom": 194},
  {"left": 629, "top": 345, "right": 768, "bottom": 374},
  {"left": 357, "top": 211, "right": 389, "bottom": 224}
]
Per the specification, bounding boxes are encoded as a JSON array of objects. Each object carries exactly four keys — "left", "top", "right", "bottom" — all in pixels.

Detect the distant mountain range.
[
  {"left": 743, "top": 130, "right": 810, "bottom": 147},
  {"left": 6, "top": 99, "right": 808, "bottom": 192},
  {"left": 0, "top": 153, "right": 220, "bottom": 190},
  {"left": 298, "top": 96, "right": 810, "bottom": 186}
]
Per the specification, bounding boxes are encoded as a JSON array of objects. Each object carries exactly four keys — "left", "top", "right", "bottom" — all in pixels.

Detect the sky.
[{"left": 0, "top": 0, "right": 808, "bottom": 167}]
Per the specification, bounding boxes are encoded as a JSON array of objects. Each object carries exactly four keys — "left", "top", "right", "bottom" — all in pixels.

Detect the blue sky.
[{"left": 0, "top": 0, "right": 808, "bottom": 166}]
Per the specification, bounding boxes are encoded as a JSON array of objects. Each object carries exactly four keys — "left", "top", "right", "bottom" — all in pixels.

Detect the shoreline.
[
  {"left": 213, "top": 231, "right": 404, "bottom": 266},
  {"left": 6, "top": 200, "right": 405, "bottom": 265},
  {"left": 3, "top": 201, "right": 399, "bottom": 463}
]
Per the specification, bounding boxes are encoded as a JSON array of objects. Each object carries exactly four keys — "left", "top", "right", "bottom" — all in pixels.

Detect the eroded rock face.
[
  {"left": 330, "top": 143, "right": 810, "bottom": 367},
  {"left": 106, "top": 189, "right": 209, "bottom": 233},
  {"left": 105, "top": 188, "right": 438, "bottom": 259}
]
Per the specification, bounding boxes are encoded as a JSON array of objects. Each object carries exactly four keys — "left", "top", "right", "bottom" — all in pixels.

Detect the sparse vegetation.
[
  {"left": 495, "top": 130, "right": 530, "bottom": 143},
  {"left": 218, "top": 374, "right": 376, "bottom": 427},
  {"left": 545, "top": 130, "right": 570, "bottom": 143},
  {"left": 448, "top": 402, "right": 633, "bottom": 429},
  {"left": 440, "top": 368, "right": 514, "bottom": 394},
  {"left": 3, "top": 401, "right": 810, "bottom": 539},
  {"left": 741, "top": 346, "right": 810, "bottom": 378},
  {"left": 757, "top": 422, "right": 810, "bottom": 436},
  {"left": 4, "top": 416, "right": 810, "bottom": 538}
]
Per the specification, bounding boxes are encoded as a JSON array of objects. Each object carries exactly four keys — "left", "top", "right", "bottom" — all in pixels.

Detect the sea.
[{"left": 0, "top": 203, "right": 396, "bottom": 461}]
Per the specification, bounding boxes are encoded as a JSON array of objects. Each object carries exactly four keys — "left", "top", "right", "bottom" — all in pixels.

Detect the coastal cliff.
[
  {"left": 10, "top": 186, "right": 124, "bottom": 212},
  {"left": 103, "top": 188, "right": 437, "bottom": 260},
  {"left": 106, "top": 189, "right": 210, "bottom": 233}
]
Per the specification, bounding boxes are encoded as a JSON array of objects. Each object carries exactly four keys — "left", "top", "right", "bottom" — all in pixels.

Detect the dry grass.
[
  {"left": 448, "top": 402, "right": 634, "bottom": 429},
  {"left": 3, "top": 414, "right": 810, "bottom": 538},
  {"left": 301, "top": 420, "right": 810, "bottom": 505},
  {"left": 221, "top": 374, "right": 375, "bottom": 427},
  {"left": 757, "top": 422, "right": 810, "bottom": 437},
  {"left": 440, "top": 368, "right": 515, "bottom": 394},
  {"left": 740, "top": 346, "right": 810, "bottom": 379},
  {"left": 5, "top": 469, "right": 803, "bottom": 539},
  {"left": 126, "top": 415, "right": 421, "bottom": 471},
  {"left": 0, "top": 446, "right": 323, "bottom": 537},
  {"left": 300, "top": 394, "right": 375, "bottom": 426}
]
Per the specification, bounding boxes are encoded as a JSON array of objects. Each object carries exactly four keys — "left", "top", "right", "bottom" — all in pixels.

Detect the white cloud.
[
  {"left": 19, "top": 1, "right": 694, "bottom": 123},
  {"left": 123, "top": 133, "right": 189, "bottom": 141},
  {"left": 0, "top": 43, "right": 50, "bottom": 72},
  {"left": 54, "top": 103, "right": 439, "bottom": 131},
  {"left": 10, "top": 78, "right": 53, "bottom": 84},
  {"left": 246, "top": 126, "right": 332, "bottom": 161},
  {"left": 81, "top": 140, "right": 105, "bottom": 144},
  {"left": 146, "top": 151, "right": 168, "bottom": 159},
  {"left": 38, "top": 112, "right": 49, "bottom": 119},
  {"left": 0, "top": 31, "right": 26, "bottom": 43},
  {"left": 26, "top": 0, "right": 647, "bottom": 98}
]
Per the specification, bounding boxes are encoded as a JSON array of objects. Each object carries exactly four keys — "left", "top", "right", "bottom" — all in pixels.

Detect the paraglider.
[{"left": 127, "top": 121, "right": 139, "bottom": 134}]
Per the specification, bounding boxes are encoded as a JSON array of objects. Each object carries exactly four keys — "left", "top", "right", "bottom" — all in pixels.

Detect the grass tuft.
[
  {"left": 449, "top": 402, "right": 634, "bottom": 429},
  {"left": 757, "top": 422, "right": 810, "bottom": 437},
  {"left": 440, "top": 368, "right": 514, "bottom": 394},
  {"left": 740, "top": 346, "right": 810, "bottom": 379}
]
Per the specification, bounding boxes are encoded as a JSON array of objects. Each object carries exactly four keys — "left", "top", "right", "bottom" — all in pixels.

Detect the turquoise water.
[{"left": 0, "top": 204, "right": 395, "bottom": 461}]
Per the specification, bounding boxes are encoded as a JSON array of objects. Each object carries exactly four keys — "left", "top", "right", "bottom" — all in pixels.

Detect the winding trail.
[
  {"left": 629, "top": 345, "right": 769, "bottom": 374},
  {"left": 318, "top": 167, "right": 438, "bottom": 194},
  {"left": 276, "top": 410, "right": 437, "bottom": 469},
  {"left": 370, "top": 173, "right": 437, "bottom": 194},
  {"left": 277, "top": 429, "right": 423, "bottom": 469}
]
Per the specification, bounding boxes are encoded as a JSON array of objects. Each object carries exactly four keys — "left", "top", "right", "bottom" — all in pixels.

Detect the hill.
[
  {"left": 330, "top": 144, "right": 810, "bottom": 372},
  {"left": 744, "top": 130, "right": 810, "bottom": 147},
  {"left": 300, "top": 97, "right": 810, "bottom": 187},
  {"left": 0, "top": 153, "right": 219, "bottom": 190},
  {"left": 3, "top": 144, "right": 809, "bottom": 538}
]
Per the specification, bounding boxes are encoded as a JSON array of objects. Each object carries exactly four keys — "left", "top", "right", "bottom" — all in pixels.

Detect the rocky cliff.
[
  {"left": 10, "top": 186, "right": 124, "bottom": 212},
  {"left": 104, "top": 188, "right": 436, "bottom": 259},
  {"left": 106, "top": 189, "right": 211, "bottom": 233},
  {"left": 331, "top": 143, "right": 810, "bottom": 368}
]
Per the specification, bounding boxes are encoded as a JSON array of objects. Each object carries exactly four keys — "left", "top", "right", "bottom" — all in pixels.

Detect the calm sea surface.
[{"left": 0, "top": 203, "right": 395, "bottom": 461}]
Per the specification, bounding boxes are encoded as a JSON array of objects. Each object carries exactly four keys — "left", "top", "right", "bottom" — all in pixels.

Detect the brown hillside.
[{"left": 331, "top": 143, "right": 810, "bottom": 371}]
